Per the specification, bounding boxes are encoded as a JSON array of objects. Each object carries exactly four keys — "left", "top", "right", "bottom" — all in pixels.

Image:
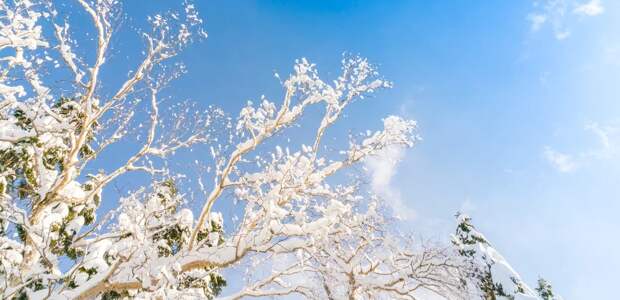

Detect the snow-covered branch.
[{"left": 0, "top": 1, "right": 555, "bottom": 299}]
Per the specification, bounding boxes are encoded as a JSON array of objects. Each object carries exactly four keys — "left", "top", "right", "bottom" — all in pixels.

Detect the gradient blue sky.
[{"left": 92, "top": 1, "right": 620, "bottom": 299}]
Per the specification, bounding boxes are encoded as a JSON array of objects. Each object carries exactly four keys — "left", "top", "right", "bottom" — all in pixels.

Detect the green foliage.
[
  {"left": 0, "top": 142, "right": 39, "bottom": 201},
  {"left": 1, "top": 95, "right": 228, "bottom": 297},
  {"left": 453, "top": 214, "right": 514, "bottom": 300},
  {"left": 101, "top": 290, "right": 130, "bottom": 300},
  {"left": 12, "top": 278, "right": 46, "bottom": 299},
  {"left": 453, "top": 213, "right": 489, "bottom": 258},
  {"left": 13, "top": 109, "right": 33, "bottom": 130},
  {"left": 177, "top": 272, "right": 227, "bottom": 299},
  {"left": 536, "top": 278, "right": 555, "bottom": 300},
  {"left": 15, "top": 224, "right": 27, "bottom": 242},
  {"left": 48, "top": 207, "right": 87, "bottom": 259},
  {"left": 85, "top": 180, "right": 227, "bottom": 298},
  {"left": 52, "top": 97, "right": 98, "bottom": 159},
  {"left": 208, "top": 273, "right": 226, "bottom": 297},
  {"left": 151, "top": 180, "right": 227, "bottom": 297},
  {"left": 43, "top": 146, "right": 67, "bottom": 171},
  {"left": 0, "top": 96, "right": 99, "bottom": 204}
]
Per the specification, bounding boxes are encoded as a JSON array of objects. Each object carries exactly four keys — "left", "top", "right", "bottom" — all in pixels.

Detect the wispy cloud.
[
  {"left": 364, "top": 145, "right": 415, "bottom": 219},
  {"left": 573, "top": 0, "right": 605, "bottom": 16},
  {"left": 544, "top": 121, "right": 619, "bottom": 172},
  {"left": 544, "top": 146, "right": 578, "bottom": 172},
  {"left": 528, "top": 0, "right": 571, "bottom": 40},
  {"left": 528, "top": 13, "right": 548, "bottom": 31},
  {"left": 585, "top": 121, "right": 619, "bottom": 158},
  {"left": 528, "top": 0, "right": 604, "bottom": 40}
]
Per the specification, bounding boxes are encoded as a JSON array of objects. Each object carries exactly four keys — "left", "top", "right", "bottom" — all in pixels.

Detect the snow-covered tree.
[
  {"left": 0, "top": 1, "right": 472, "bottom": 299},
  {"left": 535, "top": 278, "right": 559, "bottom": 300},
  {"left": 0, "top": 1, "right": 555, "bottom": 299},
  {"left": 452, "top": 214, "right": 559, "bottom": 300}
]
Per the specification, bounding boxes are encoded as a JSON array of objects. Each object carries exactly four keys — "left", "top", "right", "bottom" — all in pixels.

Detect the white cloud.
[
  {"left": 585, "top": 121, "right": 619, "bottom": 158},
  {"left": 528, "top": 0, "right": 570, "bottom": 40},
  {"left": 554, "top": 30, "right": 571, "bottom": 40},
  {"left": 364, "top": 145, "right": 415, "bottom": 219},
  {"left": 574, "top": 0, "right": 605, "bottom": 16},
  {"left": 544, "top": 121, "right": 618, "bottom": 173},
  {"left": 544, "top": 146, "right": 578, "bottom": 172},
  {"left": 528, "top": 0, "right": 604, "bottom": 40},
  {"left": 528, "top": 13, "right": 548, "bottom": 31},
  {"left": 586, "top": 122, "right": 611, "bottom": 149}
]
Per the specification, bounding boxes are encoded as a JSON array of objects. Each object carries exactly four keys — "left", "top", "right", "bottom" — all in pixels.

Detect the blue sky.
[{"left": 91, "top": 1, "right": 620, "bottom": 298}]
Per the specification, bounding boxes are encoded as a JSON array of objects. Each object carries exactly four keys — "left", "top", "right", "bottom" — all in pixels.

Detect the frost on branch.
[
  {"left": 231, "top": 198, "right": 467, "bottom": 299},
  {"left": 0, "top": 1, "right": 549, "bottom": 299},
  {"left": 0, "top": 0, "right": 428, "bottom": 295},
  {"left": 0, "top": 0, "right": 220, "bottom": 298},
  {"left": 67, "top": 180, "right": 227, "bottom": 299}
]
